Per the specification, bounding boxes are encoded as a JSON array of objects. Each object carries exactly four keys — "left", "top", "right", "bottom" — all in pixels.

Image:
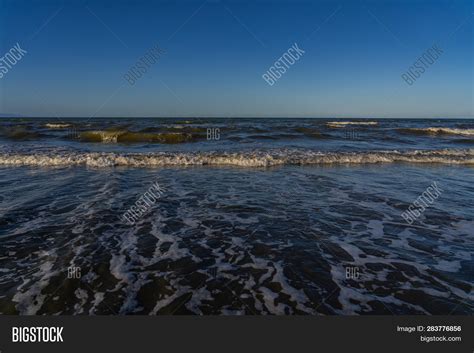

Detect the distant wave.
[
  {"left": 44, "top": 123, "right": 71, "bottom": 129},
  {"left": 293, "top": 127, "right": 330, "bottom": 138},
  {"left": 326, "top": 121, "right": 378, "bottom": 128},
  {"left": 0, "top": 127, "right": 44, "bottom": 140},
  {"left": 0, "top": 148, "right": 472, "bottom": 168},
  {"left": 398, "top": 127, "right": 474, "bottom": 136}
]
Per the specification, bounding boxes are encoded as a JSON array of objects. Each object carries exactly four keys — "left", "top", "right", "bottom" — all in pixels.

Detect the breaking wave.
[
  {"left": 77, "top": 130, "right": 203, "bottom": 143},
  {"left": 0, "top": 148, "right": 472, "bottom": 168},
  {"left": 398, "top": 127, "right": 474, "bottom": 136},
  {"left": 326, "top": 121, "right": 378, "bottom": 128},
  {"left": 44, "top": 123, "right": 72, "bottom": 129}
]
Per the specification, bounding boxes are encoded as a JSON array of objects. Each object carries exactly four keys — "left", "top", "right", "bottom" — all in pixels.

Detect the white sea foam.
[
  {"left": 12, "top": 250, "right": 59, "bottom": 315},
  {"left": 44, "top": 123, "right": 71, "bottom": 129},
  {"left": 403, "top": 127, "right": 474, "bottom": 136},
  {"left": 326, "top": 121, "right": 378, "bottom": 128},
  {"left": 0, "top": 148, "right": 473, "bottom": 168}
]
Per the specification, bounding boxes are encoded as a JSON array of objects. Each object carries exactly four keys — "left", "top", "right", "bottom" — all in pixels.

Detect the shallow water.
[{"left": 0, "top": 118, "right": 472, "bottom": 315}]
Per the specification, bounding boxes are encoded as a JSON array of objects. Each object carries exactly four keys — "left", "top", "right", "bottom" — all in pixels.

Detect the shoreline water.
[
  {"left": 0, "top": 163, "right": 472, "bottom": 315},
  {"left": 0, "top": 118, "right": 472, "bottom": 315}
]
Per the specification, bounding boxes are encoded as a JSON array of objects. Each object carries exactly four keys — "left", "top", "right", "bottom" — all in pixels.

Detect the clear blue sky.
[{"left": 0, "top": 0, "right": 472, "bottom": 118}]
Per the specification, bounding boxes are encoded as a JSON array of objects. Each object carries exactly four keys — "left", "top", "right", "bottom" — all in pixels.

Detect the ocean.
[{"left": 0, "top": 118, "right": 472, "bottom": 314}]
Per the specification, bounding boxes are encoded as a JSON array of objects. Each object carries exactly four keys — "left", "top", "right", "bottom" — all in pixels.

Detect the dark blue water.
[
  {"left": 0, "top": 118, "right": 472, "bottom": 314},
  {"left": 1, "top": 118, "right": 474, "bottom": 155}
]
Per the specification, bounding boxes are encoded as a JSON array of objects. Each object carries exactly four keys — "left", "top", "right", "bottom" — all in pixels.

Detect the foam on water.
[
  {"left": 44, "top": 123, "right": 72, "bottom": 129},
  {"left": 0, "top": 151, "right": 472, "bottom": 315},
  {"left": 400, "top": 127, "right": 474, "bottom": 136},
  {"left": 0, "top": 148, "right": 473, "bottom": 167},
  {"left": 326, "top": 121, "right": 378, "bottom": 128}
]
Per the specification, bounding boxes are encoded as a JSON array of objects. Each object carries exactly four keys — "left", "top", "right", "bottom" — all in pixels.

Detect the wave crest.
[
  {"left": 44, "top": 123, "right": 72, "bottom": 129},
  {"left": 77, "top": 130, "right": 201, "bottom": 143},
  {"left": 326, "top": 121, "right": 378, "bottom": 128},
  {"left": 0, "top": 148, "right": 472, "bottom": 168},
  {"left": 398, "top": 127, "right": 474, "bottom": 136}
]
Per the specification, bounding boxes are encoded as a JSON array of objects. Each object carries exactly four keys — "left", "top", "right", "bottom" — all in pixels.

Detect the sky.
[{"left": 0, "top": 0, "right": 472, "bottom": 118}]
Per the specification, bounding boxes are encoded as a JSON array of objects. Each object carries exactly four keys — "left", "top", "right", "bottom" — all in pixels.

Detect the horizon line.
[{"left": 1, "top": 115, "right": 473, "bottom": 119}]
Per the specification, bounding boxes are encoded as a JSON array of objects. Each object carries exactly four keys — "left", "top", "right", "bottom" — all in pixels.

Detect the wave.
[
  {"left": 44, "top": 123, "right": 72, "bottom": 129},
  {"left": 77, "top": 130, "right": 203, "bottom": 143},
  {"left": 398, "top": 127, "right": 474, "bottom": 136},
  {"left": 139, "top": 126, "right": 207, "bottom": 133},
  {"left": 0, "top": 148, "right": 472, "bottom": 168},
  {"left": 293, "top": 127, "right": 331, "bottom": 138},
  {"left": 0, "top": 127, "right": 44, "bottom": 140},
  {"left": 451, "top": 139, "right": 474, "bottom": 145},
  {"left": 326, "top": 121, "right": 378, "bottom": 128}
]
